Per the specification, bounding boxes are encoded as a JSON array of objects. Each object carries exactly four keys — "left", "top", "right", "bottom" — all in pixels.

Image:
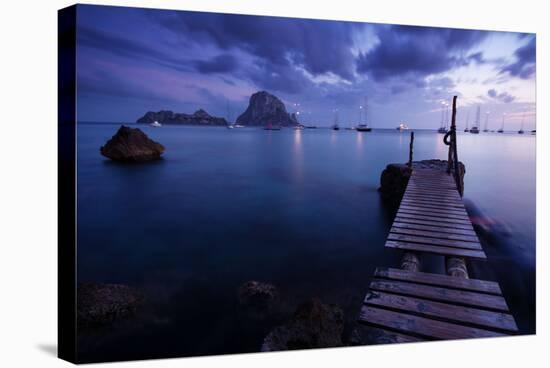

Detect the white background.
[{"left": 0, "top": 0, "right": 547, "bottom": 366}]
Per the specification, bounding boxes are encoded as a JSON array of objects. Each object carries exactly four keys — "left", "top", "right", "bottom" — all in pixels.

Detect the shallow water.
[{"left": 76, "top": 124, "right": 535, "bottom": 362}]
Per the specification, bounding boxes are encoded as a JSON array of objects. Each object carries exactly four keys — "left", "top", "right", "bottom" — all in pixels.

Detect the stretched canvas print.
[{"left": 58, "top": 3, "right": 536, "bottom": 364}]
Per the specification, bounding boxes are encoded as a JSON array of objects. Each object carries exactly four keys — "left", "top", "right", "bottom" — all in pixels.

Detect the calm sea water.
[{"left": 76, "top": 124, "right": 536, "bottom": 362}]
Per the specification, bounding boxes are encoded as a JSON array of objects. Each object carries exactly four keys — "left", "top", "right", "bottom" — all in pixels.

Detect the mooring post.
[
  {"left": 400, "top": 252, "right": 421, "bottom": 272},
  {"left": 446, "top": 257, "right": 469, "bottom": 278},
  {"left": 408, "top": 131, "right": 414, "bottom": 168}
]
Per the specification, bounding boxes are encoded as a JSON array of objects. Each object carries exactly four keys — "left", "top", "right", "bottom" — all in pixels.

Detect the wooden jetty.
[{"left": 357, "top": 96, "right": 518, "bottom": 342}]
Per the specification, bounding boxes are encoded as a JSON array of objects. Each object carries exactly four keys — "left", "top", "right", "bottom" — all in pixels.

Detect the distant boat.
[
  {"left": 464, "top": 110, "right": 470, "bottom": 132},
  {"left": 264, "top": 123, "right": 281, "bottom": 130},
  {"left": 497, "top": 129, "right": 504, "bottom": 133},
  {"left": 294, "top": 125, "right": 305, "bottom": 130},
  {"left": 470, "top": 106, "right": 481, "bottom": 134},
  {"left": 150, "top": 121, "right": 162, "bottom": 127},
  {"left": 437, "top": 127, "right": 448, "bottom": 134},
  {"left": 332, "top": 109, "right": 340, "bottom": 130},
  {"left": 226, "top": 124, "right": 235, "bottom": 129},
  {"left": 356, "top": 98, "right": 372, "bottom": 132},
  {"left": 518, "top": 111, "right": 526, "bottom": 134},
  {"left": 356, "top": 124, "right": 372, "bottom": 132},
  {"left": 305, "top": 125, "right": 317, "bottom": 129},
  {"left": 234, "top": 124, "right": 245, "bottom": 128},
  {"left": 396, "top": 123, "right": 409, "bottom": 131},
  {"left": 531, "top": 129, "right": 536, "bottom": 135},
  {"left": 332, "top": 123, "right": 340, "bottom": 131}
]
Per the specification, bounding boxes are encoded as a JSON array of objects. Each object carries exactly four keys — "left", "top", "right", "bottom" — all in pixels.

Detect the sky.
[{"left": 76, "top": 4, "right": 536, "bottom": 130}]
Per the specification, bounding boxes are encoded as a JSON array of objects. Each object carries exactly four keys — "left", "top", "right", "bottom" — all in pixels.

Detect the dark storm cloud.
[
  {"left": 500, "top": 37, "right": 536, "bottom": 79},
  {"left": 77, "top": 26, "right": 194, "bottom": 73},
  {"left": 487, "top": 88, "right": 515, "bottom": 103},
  {"left": 194, "top": 54, "right": 238, "bottom": 74},
  {"left": 149, "top": 11, "right": 359, "bottom": 83},
  {"left": 357, "top": 25, "right": 488, "bottom": 81}
]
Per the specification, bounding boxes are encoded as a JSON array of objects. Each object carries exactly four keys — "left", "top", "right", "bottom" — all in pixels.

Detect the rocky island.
[
  {"left": 136, "top": 109, "right": 227, "bottom": 126},
  {"left": 236, "top": 91, "right": 298, "bottom": 127}
]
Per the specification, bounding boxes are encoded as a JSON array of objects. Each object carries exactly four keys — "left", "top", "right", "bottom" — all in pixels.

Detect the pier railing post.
[
  {"left": 408, "top": 131, "right": 414, "bottom": 168},
  {"left": 444, "top": 96, "right": 463, "bottom": 196}
]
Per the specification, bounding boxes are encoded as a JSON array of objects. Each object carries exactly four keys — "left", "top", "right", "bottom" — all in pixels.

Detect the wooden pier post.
[
  {"left": 408, "top": 131, "right": 414, "bottom": 168},
  {"left": 400, "top": 252, "right": 421, "bottom": 272},
  {"left": 446, "top": 257, "right": 469, "bottom": 278}
]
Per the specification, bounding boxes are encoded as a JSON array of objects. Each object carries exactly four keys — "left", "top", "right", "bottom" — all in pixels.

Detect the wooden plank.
[
  {"left": 385, "top": 240, "right": 487, "bottom": 260},
  {"left": 403, "top": 193, "right": 463, "bottom": 203},
  {"left": 363, "top": 291, "right": 517, "bottom": 332},
  {"left": 374, "top": 267, "right": 502, "bottom": 295},
  {"left": 390, "top": 226, "right": 479, "bottom": 243},
  {"left": 406, "top": 189, "right": 461, "bottom": 198},
  {"left": 387, "top": 233, "right": 481, "bottom": 250},
  {"left": 397, "top": 208, "right": 470, "bottom": 221},
  {"left": 399, "top": 204, "right": 468, "bottom": 216},
  {"left": 353, "top": 325, "right": 424, "bottom": 344},
  {"left": 392, "top": 221, "right": 477, "bottom": 236},
  {"left": 395, "top": 212, "right": 472, "bottom": 225},
  {"left": 401, "top": 198, "right": 465, "bottom": 209},
  {"left": 399, "top": 200, "right": 467, "bottom": 212},
  {"left": 359, "top": 305, "right": 505, "bottom": 340},
  {"left": 368, "top": 279, "right": 508, "bottom": 311},
  {"left": 408, "top": 182, "right": 458, "bottom": 189},
  {"left": 403, "top": 192, "right": 463, "bottom": 202},
  {"left": 406, "top": 188, "right": 460, "bottom": 196},
  {"left": 394, "top": 216, "right": 475, "bottom": 231},
  {"left": 404, "top": 194, "right": 462, "bottom": 203}
]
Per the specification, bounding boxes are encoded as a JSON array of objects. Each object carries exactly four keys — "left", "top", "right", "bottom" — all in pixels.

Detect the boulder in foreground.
[
  {"left": 77, "top": 283, "right": 144, "bottom": 328},
  {"left": 261, "top": 298, "right": 344, "bottom": 351},
  {"left": 238, "top": 280, "right": 279, "bottom": 312},
  {"left": 100, "top": 125, "right": 165, "bottom": 162}
]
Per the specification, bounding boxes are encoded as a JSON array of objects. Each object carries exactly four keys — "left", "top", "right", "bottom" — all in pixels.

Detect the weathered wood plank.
[
  {"left": 352, "top": 324, "right": 425, "bottom": 345},
  {"left": 406, "top": 189, "right": 461, "bottom": 197},
  {"left": 390, "top": 226, "right": 479, "bottom": 243},
  {"left": 388, "top": 233, "right": 481, "bottom": 249},
  {"left": 399, "top": 200, "right": 467, "bottom": 212},
  {"left": 363, "top": 291, "right": 517, "bottom": 332},
  {"left": 385, "top": 240, "right": 487, "bottom": 259},
  {"left": 401, "top": 198, "right": 465, "bottom": 209},
  {"left": 403, "top": 193, "right": 463, "bottom": 202},
  {"left": 397, "top": 208, "right": 470, "bottom": 221},
  {"left": 395, "top": 212, "right": 472, "bottom": 225},
  {"left": 359, "top": 305, "right": 505, "bottom": 340},
  {"left": 392, "top": 221, "right": 477, "bottom": 236},
  {"left": 403, "top": 194, "right": 463, "bottom": 204},
  {"left": 374, "top": 267, "right": 502, "bottom": 295},
  {"left": 369, "top": 279, "right": 508, "bottom": 311},
  {"left": 399, "top": 204, "right": 468, "bottom": 216},
  {"left": 394, "top": 216, "right": 475, "bottom": 230},
  {"left": 399, "top": 205, "right": 468, "bottom": 217}
]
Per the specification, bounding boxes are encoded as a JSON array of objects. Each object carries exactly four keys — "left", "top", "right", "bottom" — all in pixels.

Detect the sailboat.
[
  {"left": 497, "top": 113, "right": 505, "bottom": 133},
  {"left": 356, "top": 99, "right": 372, "bottom": 132},
  {"left": 470, "top": 106, "right": 481, "bottom": 134},
  {"left": 464, "top": 110, "right": 470, "bottom": 132},
  {"left": 482, "top": 112, "right": 490, "bottom": 132},
  {"left": 332, "top": 109, "right": 340, "bottom": 130},
  {"left": 518, "top": 111, "right": 526, "bottom": 134},
  {"left": 150, "top": 120, "right": 162, "bottom": 127}
]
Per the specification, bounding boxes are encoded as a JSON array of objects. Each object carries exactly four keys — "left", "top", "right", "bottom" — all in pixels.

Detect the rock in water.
[
  {"left": 236, "top": 91, "right": 298, "bottom": 127},
  {"left": 100, "top": 125, "right": 165, "bottom": 162},
  {"left": 238, "top": 281, "right": 279, "bottom": 311},
  {"left": 378, "top": 159, "right": 466, "bottom": 204},
  {"left": 261, "top": 298, "right": 344, "bottom": 351},
  {"left": 77, "top": 283, "right": 144, "bottom": 328},
  {"left": 136, "top": 109, "right": 227, "bottom": 125}
]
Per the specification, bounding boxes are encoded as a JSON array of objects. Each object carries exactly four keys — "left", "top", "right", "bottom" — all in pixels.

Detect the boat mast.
[
  {"left": 484, "top": 111, "right": 490, "bottom": 131},
  {"left": 465, "top": 110, "right": 470, "bottom": 129},
  {"left": 501, "top": 113, "right": 505, "bottom": 131},
  {"left": 475, "top": 106, "right": 481, "bottom": 128}
]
